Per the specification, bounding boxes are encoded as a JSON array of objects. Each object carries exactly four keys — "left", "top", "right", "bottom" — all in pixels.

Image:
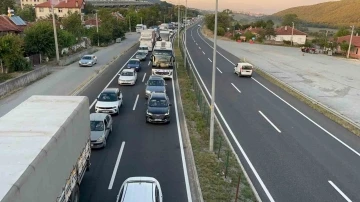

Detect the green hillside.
[{"left": 273, "top": 0, "right": 360, "bottom": 27}]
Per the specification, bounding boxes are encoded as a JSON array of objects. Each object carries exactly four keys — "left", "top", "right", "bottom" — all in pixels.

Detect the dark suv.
[{"left": 146, "top": 92, "right": 171, "bottom": 124}]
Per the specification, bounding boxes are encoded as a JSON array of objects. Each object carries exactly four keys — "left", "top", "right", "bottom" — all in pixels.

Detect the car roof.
[
  {"left": 83, "top": 55, "right": 94, "bottom": 57},
  {"left": 122, "top": 68, "right": 135, "bottom": 72},
  {"left": 148, "top": 75, "right": 164, "bottom": 80},
  {"left": 130, "top": 58, "right": 140, "bottom": 61},
  {"left": 238, "top": 62, "right": 252, "bottom": 66},
  {"left": 150, "top": 92, "right": 167, "bottom": 99},
  {"left": 102, "top": 88, "right": 118, "bottom": 93},
  {"left": 90, "top": 113, "right": 107, "bottom": 121},
  {"left": 139, "top": 45, "right": 148, "bottom": 47}
]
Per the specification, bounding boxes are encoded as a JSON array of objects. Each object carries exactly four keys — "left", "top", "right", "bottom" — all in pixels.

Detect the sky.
[{"left": 163, "top": 0, "right": 339, "bottom": 14}]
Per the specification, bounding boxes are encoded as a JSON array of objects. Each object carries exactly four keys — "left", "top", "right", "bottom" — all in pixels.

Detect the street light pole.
[
  {"left": 209, "top": 0, "right": 219, "bottom": 152},
  {"left": 95, "top": 11, "right": 99, "bottom": 47},
  {"left": 184, "top": 0, "right": 187, "bottom": 69},
  {"left": 347, "top": 25, "right": 355, "bottom": 59},
  {"left": 178, "top": 4, "right": 180, "bottom": 47},
  {"left": 291, "top": 22, "right": 294, "bottom": 46},
  {"left": 51, "top": 4, "right": 60, "bottom": 63},
  {"left": 129, "top": 16, "right": 131, "bottom": 32}
]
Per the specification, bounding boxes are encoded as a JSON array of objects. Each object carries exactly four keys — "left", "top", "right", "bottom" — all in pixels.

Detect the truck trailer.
[
  {"left": 0, "top": 96, "right": 91, "bottom": 202},
  {"left": 140, "top": 29, "right": 155, "bottom": 51}
]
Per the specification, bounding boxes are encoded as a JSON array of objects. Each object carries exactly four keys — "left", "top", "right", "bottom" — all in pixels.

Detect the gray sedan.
[
  {"left": 145, "top": 75, "right": 167, "bottom": 98},
  {"left": 79, "top": 54, "right": 97, "bottom": 67},
  {"left": 90, "top": 113, "right": 113, "bottom": 149},
  {"left": 135, "top": 51, "right": 147, "bottom": 61}
]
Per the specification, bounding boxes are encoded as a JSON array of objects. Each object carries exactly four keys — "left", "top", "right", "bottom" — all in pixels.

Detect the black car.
[{"left": 146, "top": 92, "right": 171, "bottom": 124}]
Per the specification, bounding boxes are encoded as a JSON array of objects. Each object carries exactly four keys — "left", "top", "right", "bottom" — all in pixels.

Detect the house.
[
  {"left": 20, "top": 0, "right": 48, "bottom": 9},
  {"left": 244, "top": 26, "right": 264, "bottom": 37},
  {"left": 112, "top": 12, "right": 125, "bottom": 21},
  {"left": 35, "top": 0, "right": 84, "bottom": 19},
  {"left": 0, "top": 14, "right": 27, "bottom": 35},
  {"left": 336, "top": 35, "right": 360, "bottom": 59},
  {"left": 84, "top": 18, "right": 101, "bottom": 29},
  {"left": 271, "top": 26, "right": 307, "bottom": 45}
]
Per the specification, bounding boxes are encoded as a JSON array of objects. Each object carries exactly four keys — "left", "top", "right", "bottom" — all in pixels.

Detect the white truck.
[
  {"left": 0, "top": 96, "right": 91, "bottom": 202},
  {"left": 159, "top": 30, "right": 170, "bottom": 41},
  {"left": 151, "top": 41, "right": 175, "bottom": 79},
  {"left": 136, "top": 24, "right": 144, "bottom": 33},
  {"left": 140, "top": 29, "right": 155, "bottom": 51}
]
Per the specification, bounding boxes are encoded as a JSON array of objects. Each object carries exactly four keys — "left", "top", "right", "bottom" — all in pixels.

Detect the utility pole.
[
  {"left": 347, "top": 25, "right": 355, "bottom": 59},
  {"left": 164, "top": 15, "right": 165, "bottom": 23},
  {"left": 141, "top": 17, "right": 142, "bottom": 24},
  {"left": 95, "top": 11, "right": 99, "bottom": 47},
  {"left": 129, "top": 16, "right": 131, "bottom": 32},
  {"left": 178, "top": 4, "right": 180, "bottom": 47},
  {"left": 184, "top": 0, "right": 187, "bottom": 69},
  {"left": 291, "top": 22, "right": 294, "bottom": 46},
  {"left": 51, "top": 4, "right": 59, "bottom": 63},
  {"left": 209, "top": 0, "right": 218, "bottom": 152}
]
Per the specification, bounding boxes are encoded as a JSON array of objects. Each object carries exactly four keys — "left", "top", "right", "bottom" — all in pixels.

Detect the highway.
[
  {"left": 78, "top": 44, "right": 190, "bottom": 201},
  {"left": 185, "top": 23, "right": 360, "bottom": 202}
]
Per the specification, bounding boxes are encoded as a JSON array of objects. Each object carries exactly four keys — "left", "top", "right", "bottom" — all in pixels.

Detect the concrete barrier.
[
  {"left": 58, "top": 47, "right": 97, "bottom": 66},
  {"left": 0, "top": 66, "right": 49, "bottom": 98}
]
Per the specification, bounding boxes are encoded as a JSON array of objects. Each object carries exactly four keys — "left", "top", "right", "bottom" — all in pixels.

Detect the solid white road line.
[
  {"left": 142, "top": 73, "right": 147, "bottom": 82},
  {"left": 208, "top": 58, "right": 212, "bottom": 62},
  {"left": 172, "top": 74, "right": 193, "bottom": 202},
  {"left": 217, "top": 67, "right": 223, "bottom": 74},
  {"left": 108, "top": 141, "right": 126, "bottom": 190},
  {"left": 328, "top": 181, "right": 353, "bottom": 202},
  {"left": 148, "top": 61, "right": 151, "bottom": 66},
  {"left": 259, "top": 111, "right": 281, "bottom": 133},
  {"left": 133, "top": 94, "right": 139, "bottom": 110},
  {"left": 195, "top": 26, "right": 360, "bottom": 158},
  {"left": 202, "top": 51, "right": 205, "bottom": 55},
  {"left": 89, "top": 52, "right": 137, "bottom": 109},
  {"left": 231, "top": 83, "right": 241, "bottom": 93},
  {"left": 185, "top": 33, "right": 273, "bottom": 201}
]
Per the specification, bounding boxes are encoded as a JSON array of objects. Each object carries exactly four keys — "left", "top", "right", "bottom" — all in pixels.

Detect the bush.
[
  {"left": 217, "top": 27, "right": 225, "bottom": 36},
  {"left": 10, "top": 57, "right": 31, "bottom": 72}
]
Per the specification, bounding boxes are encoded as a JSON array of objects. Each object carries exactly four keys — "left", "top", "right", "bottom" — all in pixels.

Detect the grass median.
[{"left": 174, "top": 36, "right": 257, "bottom": 201}]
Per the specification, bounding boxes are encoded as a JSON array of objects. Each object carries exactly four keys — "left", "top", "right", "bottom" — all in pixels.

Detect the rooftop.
[
  {"left": 337, "top": 35, "right": 360, "bottom": 47},
  {"left": 275, "top": 26, "right": 307, "bottom": 36},
  {"left": 36, "top": 0, "right": 84, "bottom": 8},
  {"left": 0, "top": 15, "right": 26, "bottom": 32}
]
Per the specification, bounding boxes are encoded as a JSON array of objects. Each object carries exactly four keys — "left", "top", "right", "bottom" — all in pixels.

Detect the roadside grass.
[
  {"left": 201, "top": 25, "right": 232, "bottom": 41},
  {"left": 254, "top": 67, "right": 360, "bottom": 137},
  {"left": 0, "top": 73, "right": 13, "bottom": 83},
  {"left": 174, "top": 36, "right": 256, "bottom": 201}
]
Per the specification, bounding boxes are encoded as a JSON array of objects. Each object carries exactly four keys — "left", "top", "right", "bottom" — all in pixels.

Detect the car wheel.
[{"left": 103, "top": 139, "right": 107, "bottom": 148}]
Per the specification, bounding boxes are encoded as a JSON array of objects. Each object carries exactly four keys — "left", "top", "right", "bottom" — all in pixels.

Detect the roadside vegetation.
[{"left": 174, "top": 33, "right": 256, "bottom": 201}]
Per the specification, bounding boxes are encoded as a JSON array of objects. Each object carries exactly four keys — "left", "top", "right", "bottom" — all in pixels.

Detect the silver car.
[
  {"left": 145, "top": 75, "right": 167, "bottom": 98},
  {"left": 79, "top": 54, "right": 97, "bottom": 67},
  {"left": 90, "top": 113, "right": 113, "bottom": 149}
]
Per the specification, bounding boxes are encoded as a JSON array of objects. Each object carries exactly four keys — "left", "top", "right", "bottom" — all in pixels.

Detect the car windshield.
[
  {"left": 128, "top": 60, "right": 139, "bottom": 65},
  {"left": 242, "top": 65, "right": 253, "bottom": 70},
  {"left": 98, "top": 92, "right": 117, "bottom": 102},
  {"left": 90, "top": 121, "right": 104, "bottom": 131},
  {"left": 137, "top": 52, "right": 146, "bottom": 56},
  {"left": 121, "top": 71, "right": 134, "bottom": 76},
  {"left": 148, "top": 79, "right": 164, "bottom": 86},
  {"left": 82, "top": 56, "right": 92, "bottom": 60},
  {"left": 153, "top": 50, "right": 172, "bottom": 56},
  {"left": 149, "top": 98, "right": 168, "bottom": 107},
  {"left": 139, "top": 47, "right": 148, "bottom": 50}
]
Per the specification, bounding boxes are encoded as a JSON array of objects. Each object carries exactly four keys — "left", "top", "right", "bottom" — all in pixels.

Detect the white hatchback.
[
  {"left": 118, "top": 69, "right": 137, "bottom": 85},
  {"left": 234, "top": 62, "right": 253, "bottom": 77},
  {"left": 116, "top": 177, "right": 163, "bottom": 202}
]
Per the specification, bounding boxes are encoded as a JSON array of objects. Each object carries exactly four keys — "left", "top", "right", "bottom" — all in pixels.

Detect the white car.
[
  {"left": 116, "top": 177, "right": 163, "bottom": 202},
  {"left": 118, "top": 69, "right": 137, "bottom": 85},
  {"left": 138, "top": 45, "right": 149, "bottom": 55},
  {"left": 95, "top": 88, "right": 123, "bottom": 115},
  {"left": 234, "top": 62, "right": 253, "bottom": 77}
]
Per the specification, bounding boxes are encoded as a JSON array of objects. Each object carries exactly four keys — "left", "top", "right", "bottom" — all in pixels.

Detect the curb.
[{"left": 69, "top": 41, "right": 140, "bottom": 96}]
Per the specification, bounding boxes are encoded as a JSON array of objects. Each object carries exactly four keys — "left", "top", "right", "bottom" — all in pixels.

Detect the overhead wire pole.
[
  {"left": 95, "top": 11, "right": 99, "bottom": 46},
  {"left": 347, "top": 25, "right": 355, "bottom": 59},
  {"left": 209, "top": 0, "right": 219, "bottom": 152},
  {"left": 184, "top": 0, "right": 187, "bottom": 69},
  {"left": 177, "top": 3, "right": 180, "bottom": 48},
  {"left": 51, "top": 4, "right": 59, "bottom": 63}
]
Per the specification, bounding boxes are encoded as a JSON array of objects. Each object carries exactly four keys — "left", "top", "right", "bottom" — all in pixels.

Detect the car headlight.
[
  {"left": 147, "top": 110, "right": 153, "bottom": 115},
  {"left": 113, "top": 106, "right": 117, "bottom": 109},
  {"left": 98, "top": 135, "right": 105, "bottom": 142},
  {"left": 88, "top": 61, "right": 92, "bottom": 64},
  {"left": 165, "top": 111, "right": 169, "bottom": 115},
  {"left": 146, "top": 90, "right": 151, "bottom": 94}
]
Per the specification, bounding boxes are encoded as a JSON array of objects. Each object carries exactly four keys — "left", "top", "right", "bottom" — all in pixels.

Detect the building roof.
[
  {"left": 0, "top": 15, "right": 25, "bottom": 32},
  {"left": 275, "top": 26, "right": 307, "bottom": 36},
  {"left": 337, "top": 35, "right": 360, "bottom": 47},
  {"left": 35, "top": 0, "right": 84, "bottom": 8},
  {"left": 245, "top": 27, "right": 264, "bottom": 34},
  {"left": 84, "top": 18, "right": 101, "bottom": 26}
]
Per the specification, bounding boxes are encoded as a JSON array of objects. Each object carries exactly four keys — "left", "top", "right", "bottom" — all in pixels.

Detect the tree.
[
  {"left": 0, "top": 34, "right": 30, "bottom": 73},
  {"left": 24, "top": 21, "right": 76, "bottom": 57},
  {"left": 0, "top": 0, "right": 15, "bottom": 15},
  {"left": 61, "top": 11, "right": 84, "bottom": 38},
  {"left": 339, "top": 42, "right": 353, "bottom": 55},
  {"left": 17, "top": 5, "right": 36, "bottom": 22},
  {"left": 83, "top": 2, "right": 95, "bottom": 15},
  {"left": 281, "top": 14, "right": 299, "bottom": 26},
  {"left": 335, "top": 27, "right": 351, "bottom": 37},
  {"left": 244, "top": 31, "right": 255, "bottom": 41}
]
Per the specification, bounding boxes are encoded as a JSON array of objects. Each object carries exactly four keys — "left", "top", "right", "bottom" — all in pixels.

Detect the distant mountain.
[{"left": 273, "top": 0, "right": 360, "bottom": 27}]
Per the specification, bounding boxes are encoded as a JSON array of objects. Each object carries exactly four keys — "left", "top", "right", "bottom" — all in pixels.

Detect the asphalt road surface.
[
  {"left": 78, "top": 45, "right": 190, "bottom": 202},
  {"left": 184, "top": 23, "right": 360, "bottom": 202}
]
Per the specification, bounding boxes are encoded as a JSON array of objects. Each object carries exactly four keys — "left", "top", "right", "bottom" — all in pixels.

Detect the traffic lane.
[
  {"left": 190, "top": 25, "right": 360, "bottom": 201},
  {"left": 80, "top": 59, "right": 188, "bottom": 201},
  {"left": 193, "top": 25, "right": 360, "bottom": 152}
]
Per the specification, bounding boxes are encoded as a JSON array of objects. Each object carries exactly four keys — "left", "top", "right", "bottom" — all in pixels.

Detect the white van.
[{"left": 234, "top": 62, "right": 253, "bottom": 77}]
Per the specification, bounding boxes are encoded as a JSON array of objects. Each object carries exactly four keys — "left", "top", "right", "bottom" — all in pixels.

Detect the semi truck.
[
  {"left": 151, "top": 41, "right": 174, "bottom": 79},
  {"left": 0, "top": 96, "right": 91, "bottom": 202},
  {"left": 140, "top": 29, "right": 155, "bottom": 51}
]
